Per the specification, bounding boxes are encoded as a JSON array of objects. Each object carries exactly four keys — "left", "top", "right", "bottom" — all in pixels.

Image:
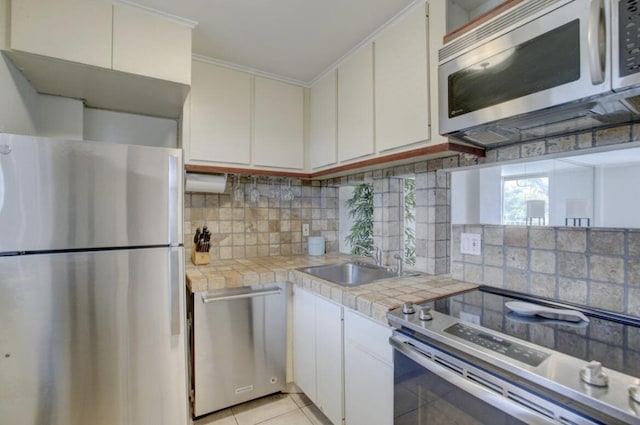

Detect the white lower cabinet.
[
  {"left": 344, "top": 309, "right": 394, "bottom": 425},
  {"left": 293, "top": 286, "right": 344, "bottom": 425},
  {"left": 293, "top": 286, "right": 393, "bottom": 425}
]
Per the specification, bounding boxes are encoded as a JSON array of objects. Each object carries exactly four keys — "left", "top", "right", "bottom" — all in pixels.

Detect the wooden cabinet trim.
[{"left": 185, "top": 142, "right": 485, "bottom": 179}]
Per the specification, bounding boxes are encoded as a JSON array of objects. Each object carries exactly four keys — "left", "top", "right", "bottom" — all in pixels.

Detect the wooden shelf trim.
[{"left": 185, "top": 142, "right": 485, "bottom": 180}]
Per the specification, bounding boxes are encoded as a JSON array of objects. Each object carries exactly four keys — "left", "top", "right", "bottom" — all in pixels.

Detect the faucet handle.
[{"left": 394, "top": 252, "right": 404, "bottom": 275}]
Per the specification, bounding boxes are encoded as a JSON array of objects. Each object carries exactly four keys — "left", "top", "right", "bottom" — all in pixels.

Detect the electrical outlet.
[
  {"left": 302, "top": 223, "right": 310, "bottom": 237},
  {"left": 460, "top": 233, "right": 482, "bottom": 256}
]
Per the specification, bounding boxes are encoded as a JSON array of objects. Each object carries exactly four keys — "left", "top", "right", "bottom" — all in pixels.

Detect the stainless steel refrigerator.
[{"left": 0, "top": 134, "right": 189, "bottom": 425}]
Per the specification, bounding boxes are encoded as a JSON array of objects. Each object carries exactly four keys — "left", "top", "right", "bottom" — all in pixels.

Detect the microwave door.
[{"left": 439, "top": 0, "right": 611, "bottom": 136}]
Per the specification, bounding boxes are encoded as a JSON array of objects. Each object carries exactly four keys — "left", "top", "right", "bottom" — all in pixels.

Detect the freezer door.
[
  {"left": 0, "top": 247, "right": 189, "bottom": 425},
  {"left": 0, "top": 134, "right": 183, "bottom": 252}
]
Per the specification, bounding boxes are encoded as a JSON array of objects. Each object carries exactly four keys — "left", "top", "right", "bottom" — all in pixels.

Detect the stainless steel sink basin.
[{"left": 298, "top": 261, "right": 418, "bottom": 286}]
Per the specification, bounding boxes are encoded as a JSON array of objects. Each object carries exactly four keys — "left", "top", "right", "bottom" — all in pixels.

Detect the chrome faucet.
[
  {"left": 394, "top": 253, "right": 404, "bottom": 276},
  {"left": 354, "top": 244, "right": 383, "bottom": 266}
]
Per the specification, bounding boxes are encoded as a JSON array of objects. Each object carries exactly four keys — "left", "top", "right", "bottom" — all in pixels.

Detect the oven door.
[
  {"left": 390, "top": 332, "right": 600, "bottom": 425},
  {"left": 439, "top": 0, "right": 610, "bottom": 136}
]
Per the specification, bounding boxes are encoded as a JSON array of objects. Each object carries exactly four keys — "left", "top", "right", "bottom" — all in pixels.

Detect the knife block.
[{"left": 191, "top": 245, "right": 210, "bottom": 266}]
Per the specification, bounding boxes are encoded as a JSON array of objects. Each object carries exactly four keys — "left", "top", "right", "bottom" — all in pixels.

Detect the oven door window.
[
  {"left": 394, "top": 350, "right": 528, "bottom": 425},
  {"left": 448, "top": 20, "right": 580, "bottom": 118}
]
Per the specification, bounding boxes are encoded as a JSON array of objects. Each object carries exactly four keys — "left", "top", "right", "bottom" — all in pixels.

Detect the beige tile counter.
[{"left": 186, "top": 254, "right": 477, "bottom": 323}]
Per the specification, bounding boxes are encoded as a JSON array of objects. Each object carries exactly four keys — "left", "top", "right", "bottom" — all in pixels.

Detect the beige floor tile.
[
  {"left": 256, "top": 409, "right": 313, "bottom": 425},
  {"left": 194, "top": 408, "right": 238, "bottom": 425},
  {"left": 301, "top": 405, "right": 333, "bottom": 425},
  {"left": 288, "top": 393, "right": 312, "bottom": 408},
  {"left": 232, "top": 394, "right": 298, "bottom": 425}
]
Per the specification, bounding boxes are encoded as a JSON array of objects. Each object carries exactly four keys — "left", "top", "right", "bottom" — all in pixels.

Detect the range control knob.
[
  {"left": 402, "top": 302, "right": 415, "bottom": 315},
  {"left": 419, "top": 307, "right": 433, "bottom": 321},
  {"left": 580, "top": 361, "right": 609, "bottom": 387},
  {"left": 630, "top": 385, "right": 640, "bottom": 404}
]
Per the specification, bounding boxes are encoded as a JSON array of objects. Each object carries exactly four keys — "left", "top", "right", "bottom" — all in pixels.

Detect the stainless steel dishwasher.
[{"left": 189, "top": 283, "right": 287, "bottom": 418}]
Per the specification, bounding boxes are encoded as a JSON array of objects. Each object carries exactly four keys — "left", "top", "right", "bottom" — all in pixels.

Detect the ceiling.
[{"left": 122, "top": 0, "right": 418, "bottom": 85}]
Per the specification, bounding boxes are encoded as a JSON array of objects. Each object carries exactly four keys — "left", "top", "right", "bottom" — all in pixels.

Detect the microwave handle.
[{"left": 588, "top": 0, "right": 605, "bottom": 85}]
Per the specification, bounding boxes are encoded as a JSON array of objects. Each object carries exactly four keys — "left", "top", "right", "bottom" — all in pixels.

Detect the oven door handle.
[{"left": 389, "top": 334, "right": 558, "bottom": 425}]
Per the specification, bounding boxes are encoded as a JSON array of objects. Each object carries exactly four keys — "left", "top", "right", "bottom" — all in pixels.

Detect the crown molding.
[
  {"left": 192, "top": 54, "right": 308, "bottom": 87},
  {"left": 112, "top": 0, "right": 198, "bottom": 28}
]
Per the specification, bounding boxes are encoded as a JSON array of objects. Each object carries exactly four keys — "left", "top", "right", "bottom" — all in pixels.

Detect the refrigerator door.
[
  {"left": 0, "top": 134, "right": 183, "bottom": 253},
  {"left": 0, "top": 247, "right": 188, "bottom": 425}
]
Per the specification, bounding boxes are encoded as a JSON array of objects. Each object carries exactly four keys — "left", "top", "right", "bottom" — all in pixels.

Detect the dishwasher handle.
[{"left": 201, "top": 288, "right": 282, "bottom": 303}]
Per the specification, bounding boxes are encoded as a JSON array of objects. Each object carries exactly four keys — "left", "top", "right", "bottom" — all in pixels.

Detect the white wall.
[
  {"left": 548, "top": 166, "right": 593, "bottom": 226},
  {"left": 451, "top": 169, "right": 479, "bottom": 224},
  {"left": 0, "top": 53, "right": 40, "bottom": 135},
  {"left": 446, "top": 0, "right": 504, "bottom": 33},
  {"left": 37, "top": 95, "right": 84, "bottom": 139},
  {"left": 478, "top": 166, "right": 502, "bottom": 224},
  {"left": 84, "top": 108, "right": 178, "bottom": 148},
  {"left": 452, "top": 167, "right": 502, "bottom": 225},
  {"left": 596, "top": 165, "right": 640, "bottom": 228}
]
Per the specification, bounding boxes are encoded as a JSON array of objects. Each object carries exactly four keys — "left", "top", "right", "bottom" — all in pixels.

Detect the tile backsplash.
[
  {"left": 452, "top": 224, "right": 640, "bottom": 316},
  {"left": 185, "top": 179, "right": 338, "bottom": 260}
]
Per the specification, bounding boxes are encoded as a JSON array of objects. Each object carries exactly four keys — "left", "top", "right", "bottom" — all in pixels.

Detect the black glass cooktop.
[{"left": 430, "top": 286, "right": 640, "bottom": 379}]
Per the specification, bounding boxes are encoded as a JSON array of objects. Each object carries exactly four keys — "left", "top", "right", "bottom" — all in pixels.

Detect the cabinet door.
[
  {"left": 253, "top": 77, "right": 304, "bottom": 169},
  {"left": 293, "top": 286, "right": 317, "bottom": 402},
  {"left": 315, "top": 296, "right": 344, "bottom": 425},
  {"left": 345, "top": 342, "right": 393, "bottom": 425},
  {"left": 344, "top": 310, "right": 393, "bottom": 425},
  {"left": 338, "top": 45, "right": 374, "bottom": 162},
  {"left": 375, "top": 4, "right": 430, "bottom": 151},
  {"left": 189, "top": 61, "right": 251, "bottom": 164},
  {"left": 309, "top": 70, "right": 338, "bottom": 169},
  {"left": 112, "top": 4, "right": 191, "bottom": 85},
  {"left": 10, "top": 0, "right": 112, "bottom": 68}
]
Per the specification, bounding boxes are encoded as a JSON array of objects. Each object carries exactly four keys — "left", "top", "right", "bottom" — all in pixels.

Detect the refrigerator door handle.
[
  {"left": 169, "top": 249, "right": 183, "bottom": 335},
  {"left": 201, "top": 288, "right": 282, "bottom": 304},
  {"left": 168, "top": 154, "right": 183, "bottom": 247}
]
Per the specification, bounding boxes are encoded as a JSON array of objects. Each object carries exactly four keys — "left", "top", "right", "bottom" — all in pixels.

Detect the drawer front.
[{"left": 344, "top": 308, "right": 393, "bottom": 364}]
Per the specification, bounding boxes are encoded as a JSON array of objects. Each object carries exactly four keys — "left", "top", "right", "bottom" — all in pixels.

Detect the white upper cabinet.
[
  {"left": 188, "top": 61, "right": 252, "bottom": 165},
  {"left": 253, "top": 77, "right": 304, "bottom": 169},
  {"left": 10, "top": 0, "right": 112, "bottom": 68},
  {"left": 5, "top": 0, "right": 192, "bottom": 118},
  {"left": 309, "top": 70, "right": 338, "bottom": 170},
  {"left": 374, "top": 3, "right": 430, "bottom": 152},
  {"left": 337, "top": 44, "right": 374, "bottom": 162},
  {"left": 112, "top": 4, "right": 191, "bottom": 85},
  {"left": 185, "top": 61, "right": 305, "bottom": 170}
]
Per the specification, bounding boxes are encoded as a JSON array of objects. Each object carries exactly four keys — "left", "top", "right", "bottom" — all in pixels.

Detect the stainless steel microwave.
[{"left": 439, "top": 0, "right": 640, "bottom": 147}]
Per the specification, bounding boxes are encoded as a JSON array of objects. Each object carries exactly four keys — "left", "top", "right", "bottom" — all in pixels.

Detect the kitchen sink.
[{"left": 297, "top": 261, "right": 419, "bottom": 287}]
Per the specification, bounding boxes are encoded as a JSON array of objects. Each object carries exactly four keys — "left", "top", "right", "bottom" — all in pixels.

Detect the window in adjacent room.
[{"left": 502, "top": 175, "right": 549, "bottom": 225}]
